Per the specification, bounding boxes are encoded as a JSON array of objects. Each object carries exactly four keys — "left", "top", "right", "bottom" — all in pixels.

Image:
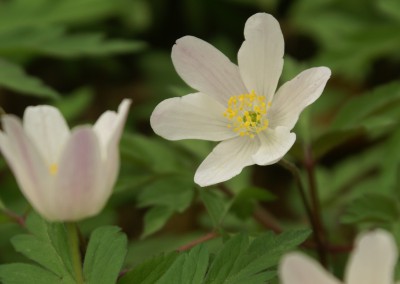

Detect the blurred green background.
[{"left": 1, "top": 0, "right": 400, "bottom": 279}]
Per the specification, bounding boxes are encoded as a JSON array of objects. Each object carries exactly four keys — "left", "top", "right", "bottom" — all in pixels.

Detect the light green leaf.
[
  {"left": 0, "top": 263, "right": 66, "bottom": 284},
  {"left": 141, "top": 206, "right": 174, "bottom": 239},
  {"left": 83, "top": 226, "right": 128, "bottom": 284},
  {"left": 11, "top": 213, "right": 74, "bottom": 281},
  {"left": 0, "top": 58, "right": 60, "bottom": 99},
  {"left": 118, "top": 252, "right": 179, "bottom": 284},
  {"left": 342, "top": 193, "right": 400, "bottom": 224}
]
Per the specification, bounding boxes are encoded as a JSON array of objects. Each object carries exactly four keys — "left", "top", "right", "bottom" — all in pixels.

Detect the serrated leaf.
[
  {"left": 11, "top": 213, "right": 74, "bottom": 281},
  {"left": 118, "top": 252, "right": 179, "bottom": 284},
  {"left": 157, "top": 245, "right": 209, "bottom": 284},
  {"left": 205, "top": 230, "right": 310, "bottom": 284},
  {"left": 342, "top": 193, "right": 400, "bottom": 224},
  {"left": 0, "top": 263, "right": 67, "bottom": 284},
  {"left": 0, "top": 58, "right": 60, "bottom": 99},
  {"left": 83, "top": 226, "right": 128, "bottom": 284},
  {"left": 141, "top": 206, "right": 174, "bottom": 239}
]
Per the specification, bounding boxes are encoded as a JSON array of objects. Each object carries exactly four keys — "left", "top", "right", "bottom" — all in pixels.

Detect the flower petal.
[
  {"left": 23, "top": 105, "right": 70, "bottom": 165},
  {"left": 279, "top": 252, "right": 341, "bottom": 284},
  {"left": 238, "top": 13, "right": 284, "bottom": 102},
  {"left": 52, "top": 127, "right": 103, "bottom": 221},
  {"left": 345, "top": 229, "right": 397, "bottom": 284},
  {"left": 94, "top": 99, "right": 131, "bottom": 157},
  {"left": 172, "top": 36, "right": 248, "bottom": 105},
  {"left": 252, "top": 127, "right": 296, "bottom": 165},
  {"left": 194, "top": 136, "right": 259, "bottom": 187},
  {"left": 268, "top": 67, "right": 331, "bottom": 130},
  {"left": 0, "top": 115, "right": 52, "bottom": 218},
  {"left": 151, "top": 92, "right": 237, "bottom": 141}
]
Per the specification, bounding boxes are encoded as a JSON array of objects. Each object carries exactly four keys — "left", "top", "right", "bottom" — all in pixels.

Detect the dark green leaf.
[
  {"left": 199, "top": 189, "right": 230, "bottom": 227},
  {"left": 141, "top": 206, "right": 174, "bottom": 239},
  {"left": 83, "top": 226, "right": 128, "bottom": 284},
  {"left": 118, "top": 252, "right": 179, "bottom": 284},
  {"left": 342, "top": 193, "right": 400, "bottom": 224},
  {"left": 0, "top": 58, "right": 60, "bottom": 99}
]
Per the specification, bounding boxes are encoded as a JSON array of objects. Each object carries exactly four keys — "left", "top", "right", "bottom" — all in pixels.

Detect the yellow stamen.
[
  {"left": 223, "top": 90, "right": 271, "bottom": 138},
  {"left": 49, "top": 164, "right": 58, "bottom": 175}
]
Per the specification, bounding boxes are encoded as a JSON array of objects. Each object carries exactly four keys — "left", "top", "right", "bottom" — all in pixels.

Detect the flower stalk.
[{"left": 66, "top": 222, "right": 84, "bottom": 284}]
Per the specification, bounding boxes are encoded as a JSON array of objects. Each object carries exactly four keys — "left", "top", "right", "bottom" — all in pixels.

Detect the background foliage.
[{"left": 0, "top": 0, "right": 400, "bottom": 283}]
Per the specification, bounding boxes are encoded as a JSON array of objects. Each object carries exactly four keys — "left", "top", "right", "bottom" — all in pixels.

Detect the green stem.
[
  {"left": 278, "top": 159, "right": 328, "bottom": 267},
  {"left": 66, "top": 222, "right": 84, "bottom": 284}
]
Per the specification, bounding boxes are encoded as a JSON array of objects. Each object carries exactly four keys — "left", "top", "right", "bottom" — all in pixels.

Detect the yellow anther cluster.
[
  {"left": 49, "top": 164, "right": 58, "bottom": 175},
  {"left": 223, "top": 90, "right": 270, "bottom": 138}
]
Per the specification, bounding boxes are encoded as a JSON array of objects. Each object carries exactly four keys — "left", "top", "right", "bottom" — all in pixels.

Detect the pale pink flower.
[
  {"left": 150, "top": 13, "right": 331, "bottom": 186},
  {"left": 0, "top": 99, "right": 131, "bottom": 221},
  {"left": 280, "top": 229, "right": 398, "bottom": 284}
]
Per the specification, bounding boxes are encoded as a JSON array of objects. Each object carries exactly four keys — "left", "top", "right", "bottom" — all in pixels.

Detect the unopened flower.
[
  {"left": 279, "top": 229, "right": 398, "bottom": 284},
  {"left": 0, "top": 99, "right": 131, "bottom": 221},
  {"left": 150, "top": 13, "right": 331, "bottom": 187}
]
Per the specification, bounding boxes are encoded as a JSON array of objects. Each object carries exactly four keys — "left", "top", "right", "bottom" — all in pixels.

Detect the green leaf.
[
  {"left": 331, "top": 82, "right": 400, "bottom": 130},
  {"left": 137, "top": 176, "right": 194, "bottom": 213},
  {"left": 141, "top": 206, "right": 174, "bottom": 239},
  {"left": 342, "top": 193, "right": 400, "bottom": 224},
  {"left": 0, "top": 58, "right": 60, "bottom": 99},
  {"left": 157, "top": 245, "right": 209, "bottom": 284},
  {"left": 230, "top": 186, "right": 276, "bottom": 219},
  {"left": 199, "top": 189, "right": 230, "bottom": 227},
  {"left": 11, "top": 213, "right": 74, "bottom": 281},
  {"left": 205, "top": 230, "right": 310, "bottom": 284},
  {"left": 53, "top": 87, "right": 93, "bottom": 122},
  {"left": 83, "top": 226, "right": 128, "bottom": 284},
  {"left": 0, "top": 263, "right": 65, "bottom": 284},
  {"left": 118, "top": 252, "right": 179, "bottom": 284}
]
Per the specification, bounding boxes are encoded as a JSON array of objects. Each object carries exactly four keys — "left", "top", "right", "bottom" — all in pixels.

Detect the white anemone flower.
[
  {"left": 279, "top": 229, "right": 398, "bottom": 284},
  {"left": 0, "top": 99, "right": 131, "bottom": 221},
  {"left": 150, "top": 13, "right": 331, "bottom": 187}
]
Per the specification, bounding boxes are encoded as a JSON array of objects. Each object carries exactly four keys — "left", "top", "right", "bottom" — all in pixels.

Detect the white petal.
[
  {"left": 0, "top": 115, "right": 53, "bottom": 218},
  {"left": 252, "top": 127, "right": 296, "bottom": 165},
  {"left": 238, "top": 13, "right": 284, "bottom": 102},
  {"left": 23, "top": 105, "right": 70, "bottom": 166},
  {"left": 172, "top": 36, "right": 248, "bottom": 105},
  {"left": 194, "top": 136, "right": 259, "bottom": 187},
  {"left": 268, "top": 67, "right": 331, "bottom": 130},
  {"left": 51, "top": 127, "right": 103, "bottom": 221},
  {"left": 279, "top": 252, "right": 341, "bottom": 284},
  {"left": 93, "top": 99, "right": 131, "bottom": 156},
  {"left": 150, "top": 92, "right": 237, "bottom": 141},
  {"left": 345, "top": 229, "right": 397, "bottom": 284}
]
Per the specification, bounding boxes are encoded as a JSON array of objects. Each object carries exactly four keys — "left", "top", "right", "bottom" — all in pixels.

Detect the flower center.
[
  {"left": 49, "top": 163, "right": 58, "bottom": 175},
  {"left": 223, "top": 90, "right": 270, "bottom": 138}
]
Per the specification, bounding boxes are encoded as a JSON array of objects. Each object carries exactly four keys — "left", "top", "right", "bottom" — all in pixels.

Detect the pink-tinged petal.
[
  {"left": 238, "top": 13, "right": 284, "bottom": 102},
  {"left": 172, "top": 36, "right": 248, "bottom": 105},
  {"left": 345, "top": 229, "right": 397, "bottom": 284},
  {"left": 279, "top": 252, "right": 341, "bottom": 284},
  {"left": 150, "top": 92, "right": 237, "bottom": 141},
  {"left": 0, "top": 115, "right": 53, "bottom": 218},
  {"left": 194, "top": 136, "right": 259, "bottom": 187},
  {"left": 23, "top": 105, "right": 70, "bottom": 165},
  {"left": 268, "top": 67, "right": 331, "bottom": 130},
  {"left": 93, "top": 99, "right": 131, "bottom": 156},
  {"left": 252, "top": 127, "right": 296, "bottom": 165},
  {"left": 93, "top": 99, "right": 131, "bottom": 192},
  {"left": 52, "top": 127, "right": 103, "bottom": 221}
]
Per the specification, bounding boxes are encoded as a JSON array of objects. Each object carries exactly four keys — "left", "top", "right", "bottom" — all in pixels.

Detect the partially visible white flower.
[
  {"left": 150, "top": 13, "right": 331, "bottom": 187},
  {"left": 279, "top": 229, "right": 398, "bottom": 284},
  {"left": 0, "top": 99, "right": 131, "bottom": 221}
]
